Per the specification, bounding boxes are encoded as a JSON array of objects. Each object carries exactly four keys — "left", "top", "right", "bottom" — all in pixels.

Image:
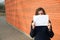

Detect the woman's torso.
[{"left": 34, "top": 26, "right": 50, "bottom": 40}]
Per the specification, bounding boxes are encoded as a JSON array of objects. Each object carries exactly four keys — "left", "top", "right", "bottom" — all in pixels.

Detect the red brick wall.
[{"left": 5, "top": 0, "right": 60, "bottom": 40}]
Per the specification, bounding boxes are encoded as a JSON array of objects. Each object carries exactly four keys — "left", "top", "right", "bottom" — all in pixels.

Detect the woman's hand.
[
  {"left": 32, "top": 22, "right": 35, "bottom": 29},
  {"left": 48, "top": 23, "right": 52, "bottom": 31}
]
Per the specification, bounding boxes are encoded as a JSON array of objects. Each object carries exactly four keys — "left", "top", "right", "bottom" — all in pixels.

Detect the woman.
[{"left": 30, "top": 7, "right": 54, "bottom": 40}]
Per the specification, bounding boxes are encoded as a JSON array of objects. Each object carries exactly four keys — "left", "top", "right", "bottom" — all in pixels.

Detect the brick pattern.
[{"left": 5, "top": 0, "right": 60, "bottom": 40}]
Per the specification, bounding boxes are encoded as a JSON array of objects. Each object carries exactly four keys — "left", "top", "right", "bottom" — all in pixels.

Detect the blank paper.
[{"left": 33, "top": 15, "right": 49, "bottom": 26}]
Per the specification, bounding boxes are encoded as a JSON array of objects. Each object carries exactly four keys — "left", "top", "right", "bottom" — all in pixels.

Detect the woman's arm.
[
  {"left": 47, "top": 20, "right": 54, "bottom": 38},
  {"left": 30, "top": 20, "right": 36, "bottom": 38}
]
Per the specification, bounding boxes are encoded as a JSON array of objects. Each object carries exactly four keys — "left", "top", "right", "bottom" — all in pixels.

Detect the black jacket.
[{"left": 30, "top": 21, "right": 54, "bottom": 40}]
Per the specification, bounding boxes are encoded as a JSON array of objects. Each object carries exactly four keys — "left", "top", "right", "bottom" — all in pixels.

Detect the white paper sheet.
[{"left": 33, "top": 15, "right": 49, "bottom": 26}]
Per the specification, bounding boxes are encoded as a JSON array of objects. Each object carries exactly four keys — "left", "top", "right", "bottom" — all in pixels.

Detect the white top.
[{"left": 33, "top": 15, "right": 49, "bottom": 26}]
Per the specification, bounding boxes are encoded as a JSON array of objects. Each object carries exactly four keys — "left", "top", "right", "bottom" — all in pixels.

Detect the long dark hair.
[{"left": 35, "top": 7, "right": 46, "bottom": 15}]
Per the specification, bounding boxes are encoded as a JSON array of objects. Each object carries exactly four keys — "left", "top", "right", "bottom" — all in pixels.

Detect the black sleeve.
[
  {"left": 30, "top": 20, "right": 36, "bottom": 38},
  {"left": 48, "top": 20, "right": 54, "bottom": 38}
]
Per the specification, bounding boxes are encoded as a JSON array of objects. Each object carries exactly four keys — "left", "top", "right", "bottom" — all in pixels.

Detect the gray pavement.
[{"left": 0, "top": 16, "right": 33, "bottom": 40}]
